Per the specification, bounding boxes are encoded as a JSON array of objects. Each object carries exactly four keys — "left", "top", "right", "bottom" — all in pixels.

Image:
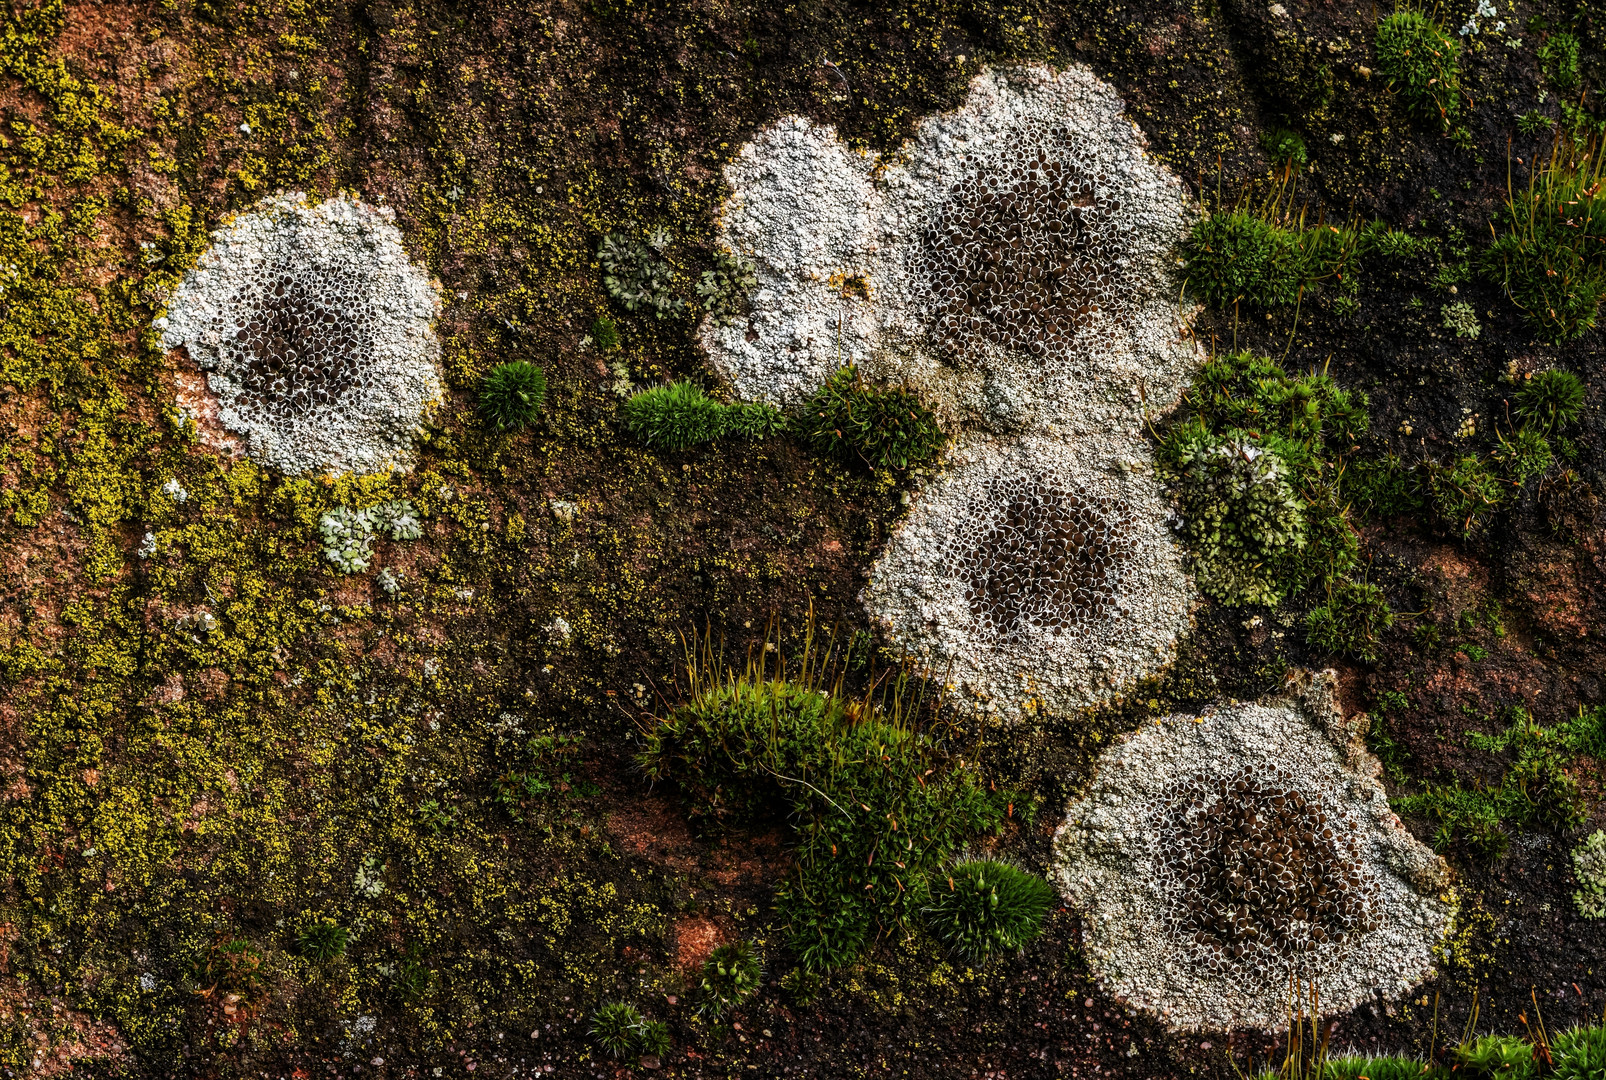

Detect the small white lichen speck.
[
  {"left": 1051, "top": 671, "right": 1455, "bottom": 1032},
  {"left": 156, "top": 192, "right": 442, "bottom": 476}
]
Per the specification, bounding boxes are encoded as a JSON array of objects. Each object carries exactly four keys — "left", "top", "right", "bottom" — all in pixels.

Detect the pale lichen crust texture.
[
  {"left": 862, "top": 433, "right": 1191, "bottom": 715},
  {"left": 1051, "top": 672, "right": 1456, "bottom": 1032},
  {"left": 156, "top": 192, "right": 442, "bottom": 475},
  {"left": 703, "top": 63, "right": 1200, "bottom": 431},
  {"left": 706, "top": 64, "right": 1200, "bottom": 717}
]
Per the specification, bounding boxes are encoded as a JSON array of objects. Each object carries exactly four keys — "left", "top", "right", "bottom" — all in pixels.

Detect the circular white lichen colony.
[
  {"left": 705, "top": 64, "right": 1200, "bottom": 716},
  {"left": 862, "top": 432, "right": 1190, "bottom": 714},
  {"left": 703, "top": 64, "right": 1200, "bottom": 431},
  {"left": 1051, "top": 672, "right": 1456, "bottom": 1032},
  {"left": 155, "top": 192, "right": 442, "bottom": 475}
]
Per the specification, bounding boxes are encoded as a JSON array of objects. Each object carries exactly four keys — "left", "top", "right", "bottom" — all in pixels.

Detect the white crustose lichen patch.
[
  {"left": 704, "top": 63, "right": 1200, "bottom": 432},
  {"left": 155, "top": 193, "right": 442, "bottom": 475},
  {"left": 1051, "top": 671, "right": 1456, "bottom": 1032},
  {"left": 706, "top": 64, "right": 1200, "bottom": 716},
  {"left": 862, "top": 431, "right": 1190, "bottom": 717}
]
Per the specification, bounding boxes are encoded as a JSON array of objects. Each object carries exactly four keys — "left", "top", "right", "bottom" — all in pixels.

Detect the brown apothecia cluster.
[
  {"left": 922, "top": 128, "right": 1122, "bottom": 361},
  {"left": 1157, "top": 769, "right": 1381, "bottom": 972},
  {"left": 225, "top": 272, "right": 368, "bottom": 419},
  {"left": 962, "top": 473, "right": 1136, "bottom": 643}
]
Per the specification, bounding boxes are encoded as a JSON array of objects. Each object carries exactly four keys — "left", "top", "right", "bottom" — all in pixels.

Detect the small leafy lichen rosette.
[
  {"left": 1051, "top": 672, "right": 1456, "bottom": 1032},
  {"left": 156, "top": 192, "right": 442, "bottom": 475}
]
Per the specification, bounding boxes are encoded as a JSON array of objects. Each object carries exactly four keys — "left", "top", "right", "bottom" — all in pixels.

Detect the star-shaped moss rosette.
[
  {"left": 1051, "top": 671, "right": 1455, "bottom": 1033},
  {"left": 862, "top": 431, "right": 1191, "bottom": 718},
  {"left": 702, "top": 63, "right": 1200, "bottom": 433},
  {"left": 155, "top": 193, "right": 442, "bottom": 476}
]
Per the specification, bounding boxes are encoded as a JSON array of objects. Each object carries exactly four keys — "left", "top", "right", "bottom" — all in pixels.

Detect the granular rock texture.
[
  {"left": 703, "top": 63, "right": 1200, "bottom": 434},
  {"left": 1051, "top": 671, "right": 1456, "bottom": 1032},
  {"left": 156, "top": 193, "right": 442, "bottom": 475},
  {"left": 863, "top": 433, "right": 1190, "bottom": 718}
]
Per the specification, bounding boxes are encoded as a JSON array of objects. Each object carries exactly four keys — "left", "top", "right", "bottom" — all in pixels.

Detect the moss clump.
[
  {"left": 1156, "top": 351, "right": 1368, "bottom": 609},
  {"left": 639, "top": 637, "right": 1008, "bottom": 974},
  {"left": 1541, "top": 31, "right": 1582, "bottom": 91},
  {"left": 1374, "top": 10, "right": 1463, "bottom": 128},
  {"left": 591, "top": 315, "right": 621, "bottom": 351},
  {"left": 698, "top": 940, "right": 762, "bottom": 1018},
  {"left": 479, "top": 360, "right": 548, "bottom": 432},
  {"left": 1452, "top": 1035, "right": 1539, "bottom": 1078},
  {"left": 1516, "top": 368, "right": 1588, "bottom": 432},
  {"left": 922, "top": 860, "right": 1055, "bottom": 962},
  {"left": 621, "top": 382, "right": 784, "bottom": 451},
  {"left": 1490, "top": 427, "right": 1555, "bottom": 484},
  {"left": 1552, "top": 1026, "right": 1606, "bottom": 1078},
  {"left": 1423, "top": 453, "right": 1508, "bottom": 539},
  {"left": 590, "top": 1001, "right": 646, "bottom": 1059},
  {"left": 1169, "top": 438, "right": 1307, "bottom": 607},
  {"left": 1259, "top": 127, "right": 1308, "bottom": 166},
  {"left": 798, "top": 367, "right": 945, "bottom": 471},
  {"left": 1326, "top": 1023, "right": 1606, "bottom": 1079},
  {"left": 295, "top": 919, "right": 350, "bottom": 961},
  {"left": 1180, "top": 208, "right": 1358, "bottom": 309},
  {"left": 1396, "top": 709, "right": 1594, "bottom": 862},
  {"left": 1304, "top": 578, "right": 1394, "bottom": 661},
  {"left": 1484, "top": 136, "right": 1606, "bottom": 342}
]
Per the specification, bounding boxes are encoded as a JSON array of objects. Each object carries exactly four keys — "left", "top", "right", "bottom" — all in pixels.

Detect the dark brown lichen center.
[
  {"left": 230, "top": 273, "right": 365, "bottom": 417},
  {"left": 924, "top": 130, "right": 1121, "bottom": 361},
  {"left": 1159, "top": 773, "right": 1380, "bottom": 967},
  {"left": 963, "top": 476, "right": 1133, "bottom": 641}
]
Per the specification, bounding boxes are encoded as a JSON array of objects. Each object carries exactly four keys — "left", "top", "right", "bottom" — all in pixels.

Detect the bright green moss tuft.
[
  {"left": 1484, "top": 139, "right": 1606, "bottom": 342},
  {"left": 1541, "top": 31, "right": 1582, "bottom": 91},
  {"left": 639, "top": 640, "right": 1008, "bottom": 974},
  {"left": 591, "top": 315, "right": 620, "bottom": 351},
  {"left": 479, "top": 360, "right": 549, "bottom": 432},
  {"left": 1156, "top": 351, "right": 1369, "bottom": 609},
  {"left": 1516, "top": 368, "right": 1587, "bottom": 432},
  {"left": 590, "top": 1001, "right": 645, "bottom": 1059},
  {"left": 296, "top": 919, "right": 350, "bottom": 961},
  {"left": 1423, "top": 453, "right": 1506, "bottom": 539},
  {"left": 1375, "top": 10, "right": 1462, "bottom": 128},
  {"left": 923, "top": 859, "right": 1055, "bottom": 962},
  {"left": 1258, "top": 127, "right": 1308, "bottom": 166},
  {"left": 1304, "top": 578, "right": 1394, "bottom": 661},
  {"left": 1180, "top": 210, "right": 1357, "bottom": 309},
  {"left": 1490, "top": 426, "right": 1554, "bottom": 484},
  {"left": 622, "top": 381, "right": 783, "bottom": 451},
  {"left": 798, "top": 367, "right": 944, "bottom": 471},
  {"left": 698, "top": 940, "right": 762, "bottom": 1018}
]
